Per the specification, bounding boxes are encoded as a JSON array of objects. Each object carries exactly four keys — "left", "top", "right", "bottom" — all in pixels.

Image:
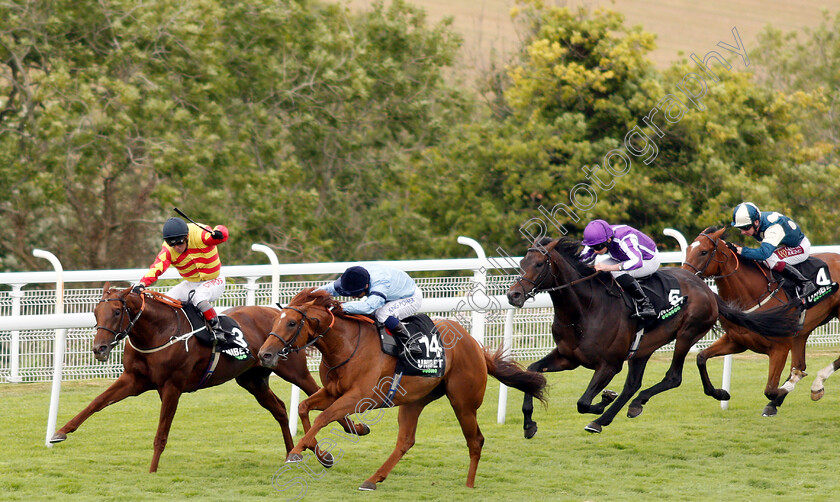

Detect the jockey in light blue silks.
[
  {"left": 318, "top": 264, "right": 424, "bottom": 356},
  {"left": 579, "top": 219, "right": 660, "bottom": 319},
  {"left": 731, "top": 202, "right": 817, "bottom": 297}
]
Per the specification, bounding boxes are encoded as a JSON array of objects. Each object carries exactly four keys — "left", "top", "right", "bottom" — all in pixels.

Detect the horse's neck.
[
  {"left": 316, "top": 317, "right": 369, "bottom": 367},
  {"left": 132, "top": 301, "right": 182, "bottom": 344},
  {"left": 716, "top": 263, "right": 774, "bottom": 305}
]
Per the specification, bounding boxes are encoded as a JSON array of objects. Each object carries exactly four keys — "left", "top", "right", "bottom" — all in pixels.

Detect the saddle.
[
  {"left": 182, "top": 303, "right": 250, "bottom": 361},
  {"left": 374, "top": 314, "right": 446, "bottom": 378},
  {"left": 770, "top": 257, "right": 838, "bottom": 309}
]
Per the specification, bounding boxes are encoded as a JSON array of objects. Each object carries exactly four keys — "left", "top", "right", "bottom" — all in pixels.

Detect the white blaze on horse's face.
[{"left": 689, "top": 241, "right": 700, "bottom": 249}]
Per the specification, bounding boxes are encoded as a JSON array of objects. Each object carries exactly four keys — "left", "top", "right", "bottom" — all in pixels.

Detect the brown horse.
[
  {"left": 49, "top": 283, "right": 366, "bottom": 471},
  {"left": 683, "top": 226, "right": 840, "bottom": 415},
  {"left": 507, "top": 237, "right": 800, "bottom": 435},
  {"left": 257, "top": 288, "right": 547, "bottom": 491}
]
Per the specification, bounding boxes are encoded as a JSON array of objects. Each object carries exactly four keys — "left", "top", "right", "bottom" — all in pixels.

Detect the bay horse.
[
  {"left": 49, "top": 283, "right": 367, "bottom": 472},
  {"left": 257, "top": 288, "right": 547, "bottom": 491},
  {"left": 507, "top": 237, "right": 800, "bottom": 436},
  {"left": 683, "top": 226, "right": 840, "bottom": 415}
]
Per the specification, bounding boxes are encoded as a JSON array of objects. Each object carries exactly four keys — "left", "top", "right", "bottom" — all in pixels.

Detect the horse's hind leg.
[
  {"left": 51, "top": 373, "right": 147, "bottom": 443},
  {"left": 522, "top": 350, "right": 578, "bottom": 439},
  {"left": 811, "top": 355, "right": 840, "bottom": 400},
  {"left": 359, "top": 401, "right": 430, "bottom": 491},
  {"left": 628, "top": 334, "right": 698, "bottom": 418},
  {"left": 585, "top": 357, "right": 648, "bottom": 434},
  {"left": 235, "top": 370, "right": 296, "bottom": 456}
]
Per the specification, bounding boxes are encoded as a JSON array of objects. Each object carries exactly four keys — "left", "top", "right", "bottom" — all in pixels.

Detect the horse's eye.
[
  {"left": 287, "top": 320, "right": 296, "bottom": 327},
  {"left": 535, "top": 262, "right": 544, "bottom": 268},
  {"left": 113, "top": 310, "right": 120, "bottom": 317},
  {"left": 700, "top": 251, "right": 708, "bottom": 256}
]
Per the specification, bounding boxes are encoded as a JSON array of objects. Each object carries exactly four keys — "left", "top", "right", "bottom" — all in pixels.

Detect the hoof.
[
  {"left": 627, "top": 404, "right": 643, "bottom": 418},
  {"left": 584, "top": 422, "right": 602, "bottom": 434},
  {"left": 286, "top": 452, "right": 303, "bottom": 463},
  {"left": 711, "top": 389, "right": 731, "bottom": 401},
  {"left": 811, "top": 388, "right": 825, "bottom": 401},
  {"left": 602, "top": 390, "right": 618, "bottom": 403},
  {"left": 316, "top": 450, "right": 335, "bottom": 468},
  {"left": 49, "top": 432, "right": 67, "bottom": 444},
  {"left": 358, "top": 424, "right": 371, "bottom": 436},
  {"left": 359, "top": 481, "right": 377, "bottom": 491},
  {"left": 524, "top": 422, "right": 538, "bottom": 439},
  {"left": 761, "top": 404, "right": 778, "bottom": 417}
]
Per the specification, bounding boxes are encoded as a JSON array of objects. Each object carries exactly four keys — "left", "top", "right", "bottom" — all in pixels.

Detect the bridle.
[
  {"left": 96, "top": 293, "right": 146, "bottom": 348},
  {"left": 514, "top": 246, "right": 599, "bottom": 300},
  {"left": 268, "top": 305, "right": 336, "bottom": 359},
  {"left": 683, "top": 233, "right": 741, "bottom": 279}
]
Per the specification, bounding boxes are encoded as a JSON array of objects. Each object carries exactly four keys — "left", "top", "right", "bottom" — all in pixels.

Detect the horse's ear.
[
  {"left": 102, "top": 281, "right": 110, "bottom": 293},
  {"left": 542, "top": 239, "right": 560, "bottom": 253},
  {"left": 714, "top": 226, "right": 728, "bottom": 239}
]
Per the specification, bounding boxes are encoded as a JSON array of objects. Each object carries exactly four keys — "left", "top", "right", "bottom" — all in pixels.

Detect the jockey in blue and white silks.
[
  {"left": 579, "top": 219, "right": 660, "bottom": 319},
  {"left": 319, "top": 264, "right": 423, "bottom": 355},
  {"left": 731, "top": 202, "right": 816, "bottom": 296}
]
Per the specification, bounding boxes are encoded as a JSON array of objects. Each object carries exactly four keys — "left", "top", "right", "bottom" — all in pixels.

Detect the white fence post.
[
  {"left": 6, "top": 284, "right": 24, "bottom": 383},
  {"left": 457, "top": 236, "right": 487, "bottom": 345},
  {"left": 497, "top": 309, "right": 515, "bottom": 424},
  {"left": 251, "top": 243, "right": 298, "bottom": 434},
  {"left": 34, "top": 249, "right": 65, "bottom": 448}
]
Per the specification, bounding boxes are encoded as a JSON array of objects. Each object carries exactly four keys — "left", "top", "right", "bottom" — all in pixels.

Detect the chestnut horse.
[
  {"left": 49, "top": 283, "right": 366, "bottom": 471},
  {"left": 257, "top": 288, "right": 547, "bottom": 491},
  {"left": 683, "top": 226, "right": 840, "bottom": 416},
  {"left": 507, "top": 237, "right": 800, "bottom": 435}
]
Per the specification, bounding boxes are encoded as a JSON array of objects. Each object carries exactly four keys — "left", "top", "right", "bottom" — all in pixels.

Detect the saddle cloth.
[
  {"left": 772, "top": 257, "right": 838, "bottom": 309},
  {"left": 376, "top": 314, "right": 446, "bottom": 378},
  {"left": 182, "top": 303, "right": 250, "bottom": 360},
  {"left": 621, "top": 269, "right": 687, "bottom": 360}
]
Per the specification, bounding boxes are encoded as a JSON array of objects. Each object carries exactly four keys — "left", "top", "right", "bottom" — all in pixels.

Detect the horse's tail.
[
  {"left": 714, "top": 294, "right": 801, "bottom": 338},
  {"left": 484, "top": 345, "right": 547, "bottom": 404}
]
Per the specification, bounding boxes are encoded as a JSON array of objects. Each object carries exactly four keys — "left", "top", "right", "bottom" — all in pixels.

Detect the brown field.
[{"left": 340, "top": 0, "right": 840, "bottom": 72}]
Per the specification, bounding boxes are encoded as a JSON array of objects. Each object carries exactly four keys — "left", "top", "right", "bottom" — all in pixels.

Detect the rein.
[
  {"left": 269, "top": 305, "right": 363, "bottom": 375},
  {"left": 515, "top": 246, "right": 599, "bottom": 300},
  {"left": 97, "top": 291, "right": 194, "bottom": 353}
]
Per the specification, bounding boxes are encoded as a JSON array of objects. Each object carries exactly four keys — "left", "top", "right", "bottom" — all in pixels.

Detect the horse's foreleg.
[
  {"left": 628, "top": 339, "right": 695, "bottom": 418},
  {"left": 359, "top": 401, "right": 428, "bottom": 491},
  {"left": 576, "top": 363, "right": 621, "bottom": 416},
  {"left": 286, "top": 389, "right": 344, "bottom": 466},
  {"left": 149, "top": 383, "right": 183, "bottom": 473},
  {"left": 811, "top": 356, "right": 840, "bottom": 401},
  {"left": 522, "top": 350, "right": 576, "bottom": 439},
  {"left": 762, "top": 348, "right": 790, "bottom": 417},
  {"left": 236, "top": 371, "right": 295, "bottom": 455},
  {"left": 51, "top": 373, "right": 148, "bottom": 443},
  {"left": 585, "top": 357, "right": 648, "bottom": 433},
  {"left": 696, "top": 336, "right": 746, "bottom": 401}
]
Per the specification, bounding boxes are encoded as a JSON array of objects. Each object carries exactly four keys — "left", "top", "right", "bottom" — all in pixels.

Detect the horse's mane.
[
  {"left": 287, "top": 287, "right": 350, "bottom": 317},
  {"left": 536, "top": 236, "right": 598, "bottom": 278}
]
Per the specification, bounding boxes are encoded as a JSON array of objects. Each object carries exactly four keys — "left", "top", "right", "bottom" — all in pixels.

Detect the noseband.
[
  {"left": 268, "top": 305, "right": 335, "bottom": 359},
  {"left": 96, "top": 294, "right": 145, "bottom": 348}
]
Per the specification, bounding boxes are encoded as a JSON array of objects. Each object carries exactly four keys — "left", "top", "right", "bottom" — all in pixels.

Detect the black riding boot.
[
  {"left": 391, "top": 322, "right": 423, "bottom": 357},
  {"left": 780, "top": 264, "right": 817, "bottom": 298},
  {"left": 208, "top": 316, "right": 227, "bottom": 344},
  {"left": 616, "top": 274, "right": 656, "bottom": 319}
]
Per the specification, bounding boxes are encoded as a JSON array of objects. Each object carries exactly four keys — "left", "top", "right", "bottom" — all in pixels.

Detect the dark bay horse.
[
  {"left": 257, "top": 288, "right": 547, "bottom": 491},
  {"left": 49, "top": 283, "right": 366, "bottom": 471},
  {"left": 507, "top": 237, "right": 800, "bottom": 435},
  {"left": 683, "top": 226, "right": 840, "bottom": 415}
]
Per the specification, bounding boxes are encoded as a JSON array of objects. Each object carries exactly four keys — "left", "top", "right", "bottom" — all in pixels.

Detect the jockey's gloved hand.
[
  {"left": 132, "top": 284, "right": 146, "bottom": 294},
  {"left": 211, "top": 230, "right": 224, "bottom": 240}
]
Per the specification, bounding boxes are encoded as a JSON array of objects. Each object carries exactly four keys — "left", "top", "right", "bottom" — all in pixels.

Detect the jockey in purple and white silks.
[
  {"left": 579, "top": 219, "right": 660, "bottom": 319},
  {"left": 731, "top": 201, "right": 817, "bottom": 297}
]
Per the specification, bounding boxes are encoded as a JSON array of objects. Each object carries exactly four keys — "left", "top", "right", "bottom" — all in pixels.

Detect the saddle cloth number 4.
[{"left": 816, "top": 267, "right": 831, "bottom": 286}]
